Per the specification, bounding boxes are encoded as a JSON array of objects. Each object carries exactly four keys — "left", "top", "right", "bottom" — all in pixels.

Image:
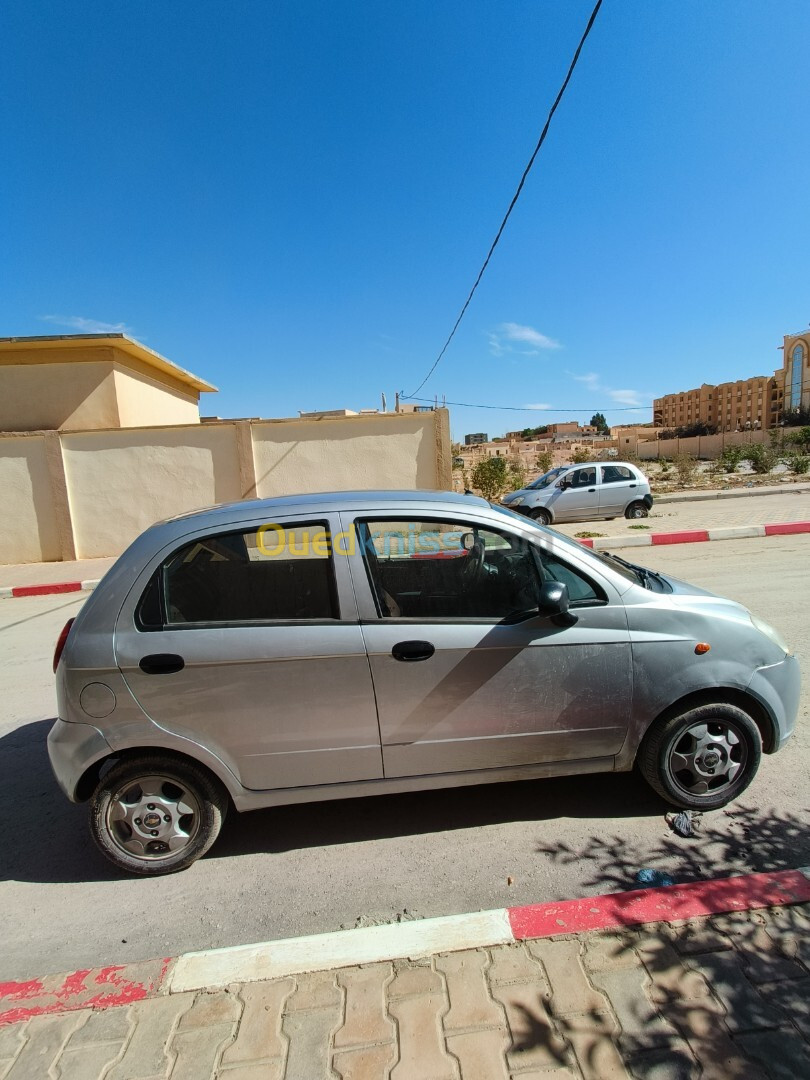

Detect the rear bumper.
[
  {"left": 47, "top": 718, "right": 112, "bottom": 802},
  {"left": 747, "top": 654, "right": 801, "bottom": 753}
]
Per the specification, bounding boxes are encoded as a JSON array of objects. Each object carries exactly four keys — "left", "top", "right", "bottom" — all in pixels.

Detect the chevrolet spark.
[{"left": 48, "top": 490, "right": 799, "bottom": 875}]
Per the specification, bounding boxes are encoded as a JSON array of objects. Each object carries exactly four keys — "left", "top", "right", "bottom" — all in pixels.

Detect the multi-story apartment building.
[
  {"left": 652, "top": 329, "right": 810, "bottom": 431},
  {"left": 464, "top": 432, "right": 488, "bottom": 445}
]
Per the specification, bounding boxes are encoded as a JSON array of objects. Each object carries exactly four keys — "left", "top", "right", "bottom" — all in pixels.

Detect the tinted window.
[
  {"left": 359, "top": 519, "right": 542, "bottom": 620},
  {"left": 144, "top": 522, "right": 337, "bottom": 626},
  {"left": 601, "top": 465, "right": 634, "bottom": 484},
  {"left": 570, "top": 467, "right": 596, "bottom": 487}
]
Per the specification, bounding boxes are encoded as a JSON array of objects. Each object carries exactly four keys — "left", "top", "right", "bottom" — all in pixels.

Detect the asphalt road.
[{"left": 1, "top": 536, "right": 808, "bottom": 981}]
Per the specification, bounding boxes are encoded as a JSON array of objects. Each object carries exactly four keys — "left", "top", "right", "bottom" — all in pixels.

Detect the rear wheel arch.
[{"left": 75, "top": 746, "right": 237, "bottom": 807}]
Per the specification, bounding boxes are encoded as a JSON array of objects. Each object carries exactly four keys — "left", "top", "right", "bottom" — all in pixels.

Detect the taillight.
[{"left": 53, "top": 618, "right": 75, "bottom": 673}]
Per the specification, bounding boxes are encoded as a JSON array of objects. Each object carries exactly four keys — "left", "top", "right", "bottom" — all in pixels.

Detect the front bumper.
[
  {"left": 47, "top": 718, "right": 113, "bottom": 802},
  {"left": 746, "top": 653, "right": 801, "bottom": 753}
]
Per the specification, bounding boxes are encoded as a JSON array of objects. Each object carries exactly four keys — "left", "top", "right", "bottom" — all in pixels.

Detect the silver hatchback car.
[
  {"left": 49, "top": 490, "right": 799, "bottom": 876},
  {"left": 501, "top": 461, "right": 653, "bottom": 524}
]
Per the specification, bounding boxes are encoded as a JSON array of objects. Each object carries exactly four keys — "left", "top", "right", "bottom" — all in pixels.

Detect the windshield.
[
  {"left": 527, "top": 467, "right": 566, "bottom": 490},
  {"left": 489, "top": 502, "right": 642, "bottom": 585}
]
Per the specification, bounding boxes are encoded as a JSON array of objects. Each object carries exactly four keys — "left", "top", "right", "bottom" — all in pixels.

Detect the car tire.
[
  {"left": 530, "top": 508, "right": 552, "bottom": 526},
  {"left": 625, "top": 501, "right": 649, "bottom": 519},
  {"left": 637, "top": 703, "right": 762, "bottom": 810},
  {"left": 90, "top": 754, "right": 228, "bottom": 876}
]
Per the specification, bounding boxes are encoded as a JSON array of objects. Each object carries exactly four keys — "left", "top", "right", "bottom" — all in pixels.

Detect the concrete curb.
[
  {"left": 3, "top": 866, "right": 809, "bottom": 1025},
  {"left": 574, "top": 520, "right": 810, "bottom": 550},
  {"left": 655, "top": 481, "right": 810, "bottom": 504},
  {"left": 0, "top": 579, "right": 100, "bottom": 600},
  {"left": 2, "top": 521, "right": 810, "bottom": 597}
]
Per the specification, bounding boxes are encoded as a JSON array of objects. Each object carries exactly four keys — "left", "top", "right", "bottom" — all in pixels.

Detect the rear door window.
[{"left": 137, "top": 521, "right": 337, "bottom": 628}]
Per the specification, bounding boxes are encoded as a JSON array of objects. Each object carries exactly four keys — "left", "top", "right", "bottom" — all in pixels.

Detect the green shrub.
[
  {"left": 719, "top": 445, "right": 744, "bottom": 473},
  {"left": 784, "top": 453, "right": 809, "bottom": 475},
  {"left": 673, "top": 453, "right": 698, "bottom": 485},
  {"left": 471, "top": 456, "right": 508, "bottom": 499},
  {"left": 741, "top": 443, "right": 778, "bottom": 474}
]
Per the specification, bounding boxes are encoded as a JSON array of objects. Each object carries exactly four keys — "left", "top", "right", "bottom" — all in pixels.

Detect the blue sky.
[{"left": 2, "top": 1, "right": 808, "bottom": 440}]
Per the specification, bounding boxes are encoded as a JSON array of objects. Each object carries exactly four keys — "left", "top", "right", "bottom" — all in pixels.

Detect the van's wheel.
[
  {"left": 638, "top": 703, "right": 761, "bottom": 810},
  {"left": 530, "top": 508, "right": 552, "bottom": 526},
  {"left": 90, "top": 754, "right": 227, "bottom": 876},
  {"left": 625, "top": 501, "right": 649, "bottom": 519}
]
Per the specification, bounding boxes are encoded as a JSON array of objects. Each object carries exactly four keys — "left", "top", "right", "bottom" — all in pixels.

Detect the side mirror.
[
  {"left": 556, "top": 478, "right": 569, "bottom": 490},
  {"left": 537, "top": 581, "right": 575, "bottom": 624}
]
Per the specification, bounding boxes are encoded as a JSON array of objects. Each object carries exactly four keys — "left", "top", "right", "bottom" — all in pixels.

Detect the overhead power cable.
[
  {"left": 407, "top": 395, "right": 647, "bottom": 413},
  {"left": 405, "top": 0, "right": 604, "bottom": 400}
]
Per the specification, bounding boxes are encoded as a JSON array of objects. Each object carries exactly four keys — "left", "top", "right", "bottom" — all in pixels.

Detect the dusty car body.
[{"left": 49, "top": 490, "right": 798, "bottom": 874}]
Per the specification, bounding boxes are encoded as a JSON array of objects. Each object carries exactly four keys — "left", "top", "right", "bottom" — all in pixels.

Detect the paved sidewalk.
[
  {"left": 2, "top": 902, "right": 808, "bottom": 1079},
  {"left": 552, "top": 490, "right": 810, "bottom": 541}
]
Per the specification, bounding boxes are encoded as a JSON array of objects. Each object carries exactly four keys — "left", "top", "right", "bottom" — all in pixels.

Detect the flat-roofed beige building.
[
  {"left": 0, "top": 334, "right": 217, "bottom": 432},
  {"left": 652, "top": 328, "right": 810, "bottom": 432},
  {"left": 652, "top": 376, "right": 772, "bottom": 432}
]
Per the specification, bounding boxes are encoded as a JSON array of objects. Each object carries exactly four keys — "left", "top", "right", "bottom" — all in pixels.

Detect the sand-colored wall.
[
  {"left": 635, "top": 428, "right": 792, "bottom": 460},
  {"left": 0, "top": 362, "right": 121, "bottom": 432},
  {"left": 251, "top": 412, "right": 442, "bottom": 498},
  {"left": 0, "top": 410, "right": 451, "bottom": 563},
  {"left": 61, "top": 425, "right": 242, "bottom": 559},
  {"left": 0, "top": 436, "right": 61, "bottom": 563},
  {"left": 113, "top": 366, "right": 200, "bottom": 428}
]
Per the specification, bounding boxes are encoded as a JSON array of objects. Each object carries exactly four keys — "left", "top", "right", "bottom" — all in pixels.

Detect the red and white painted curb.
[
  {"left": 575, "top": 520, "right": 810, "bottom": 550},
  {"left": 3, "top": 866, "right": 809, "bottom": 1025},
  {"left": 2, "top": 521, "right": 809, "bottom": 599},
  {"left": 0, "top": 579, "right": 100, "bottom": 600}
]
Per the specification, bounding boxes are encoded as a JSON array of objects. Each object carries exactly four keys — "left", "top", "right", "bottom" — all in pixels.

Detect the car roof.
[
  {"left": 564, "top": 461, "right": 641, "bottom": 469},
  {"left": 162, "top": 489, "right": 490, "bottom": 527}
]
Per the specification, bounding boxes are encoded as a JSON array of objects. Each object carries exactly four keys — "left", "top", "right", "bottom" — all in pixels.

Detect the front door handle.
[
  {"left": 139, "top": 653, "right": 185, "bottom": 675},
  {"left": 392, "top": 640, "right": 435, "bottom": 662}
]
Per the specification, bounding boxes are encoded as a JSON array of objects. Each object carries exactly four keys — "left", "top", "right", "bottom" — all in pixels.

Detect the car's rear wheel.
[
  {"left": 90, "top": 754, "right": 227, "bottom": 875},
  {"left": 625, "top": 501, "right": 649, "bottom": 519},
  {"left": 530, "top": 507, "right": 552, "bottom": 526},
  {"left": 638, "top": 703, "right": 761, "bottom": 810}
]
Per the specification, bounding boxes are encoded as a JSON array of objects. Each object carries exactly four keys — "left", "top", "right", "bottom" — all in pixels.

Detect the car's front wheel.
[
  {"left": 530, "top": 507, "right": 552, "bottom": 526},
  {"left": 625, "top": 501, "right": 649, "bottom": 519},
  {"left": 90, "top": 754, "right": 227, "bottom": 875},
  {"left": 637, "top": 703, "right": 762, "bottom": 810}
]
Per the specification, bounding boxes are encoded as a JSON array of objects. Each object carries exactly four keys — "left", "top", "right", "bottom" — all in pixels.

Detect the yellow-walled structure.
[
  {"left": 0, "top": 334, "right": 216, "bottom": 432},
  {"left": 652, "top": 328, "right": 810, "bottom": 432}
]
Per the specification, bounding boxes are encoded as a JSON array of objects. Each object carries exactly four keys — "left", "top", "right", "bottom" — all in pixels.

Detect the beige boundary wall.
[
  {"left": 0, "top": 409, "right": 451, "bottom": 564},
  {"left": 633, "top": 428, "right": 801, "bottom": 461}
]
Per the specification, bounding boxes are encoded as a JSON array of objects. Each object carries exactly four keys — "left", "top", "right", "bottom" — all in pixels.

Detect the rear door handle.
[
  {"left": 139, "top": 653, "right": 185, "bottom": 675},
  {"left": 392, "top": 640, "right": 435, "bottom": 662}
]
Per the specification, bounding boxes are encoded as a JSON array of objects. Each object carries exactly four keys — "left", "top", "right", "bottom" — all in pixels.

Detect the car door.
[
  {"left": 598, "top": 464, "right": 642, "bottom": 516},
  {"left": 113, "top": 514, "right": 383, "bottom": 791},
  {"left": 344, "top": 511, "right": 632, "bottom": 779},
  {"left": 548, "top": 466, "right": 600, "bottom": 521}
]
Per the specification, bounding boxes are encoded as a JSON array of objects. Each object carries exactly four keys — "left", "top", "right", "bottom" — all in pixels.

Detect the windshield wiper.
[{"left": 602, "top": 551, "right": 652, "bottom": 588}]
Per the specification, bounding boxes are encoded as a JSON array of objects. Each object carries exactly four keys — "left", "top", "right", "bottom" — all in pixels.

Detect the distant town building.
[
  {"left": 464, "top": 432, "right": 488, "bottom": 445},
  {"left": 652, "top": 329, "right": 810, "bottom": 431}
]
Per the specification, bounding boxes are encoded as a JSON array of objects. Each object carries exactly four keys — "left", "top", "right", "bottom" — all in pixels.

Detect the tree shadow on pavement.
[{"left": 536, "top": 802, "right": 810, "bottom": 895}]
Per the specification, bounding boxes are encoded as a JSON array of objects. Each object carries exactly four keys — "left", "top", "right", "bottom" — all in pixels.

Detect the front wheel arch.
[{"left": 638, "top": 688, "right": 776, "bottom": 757}]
